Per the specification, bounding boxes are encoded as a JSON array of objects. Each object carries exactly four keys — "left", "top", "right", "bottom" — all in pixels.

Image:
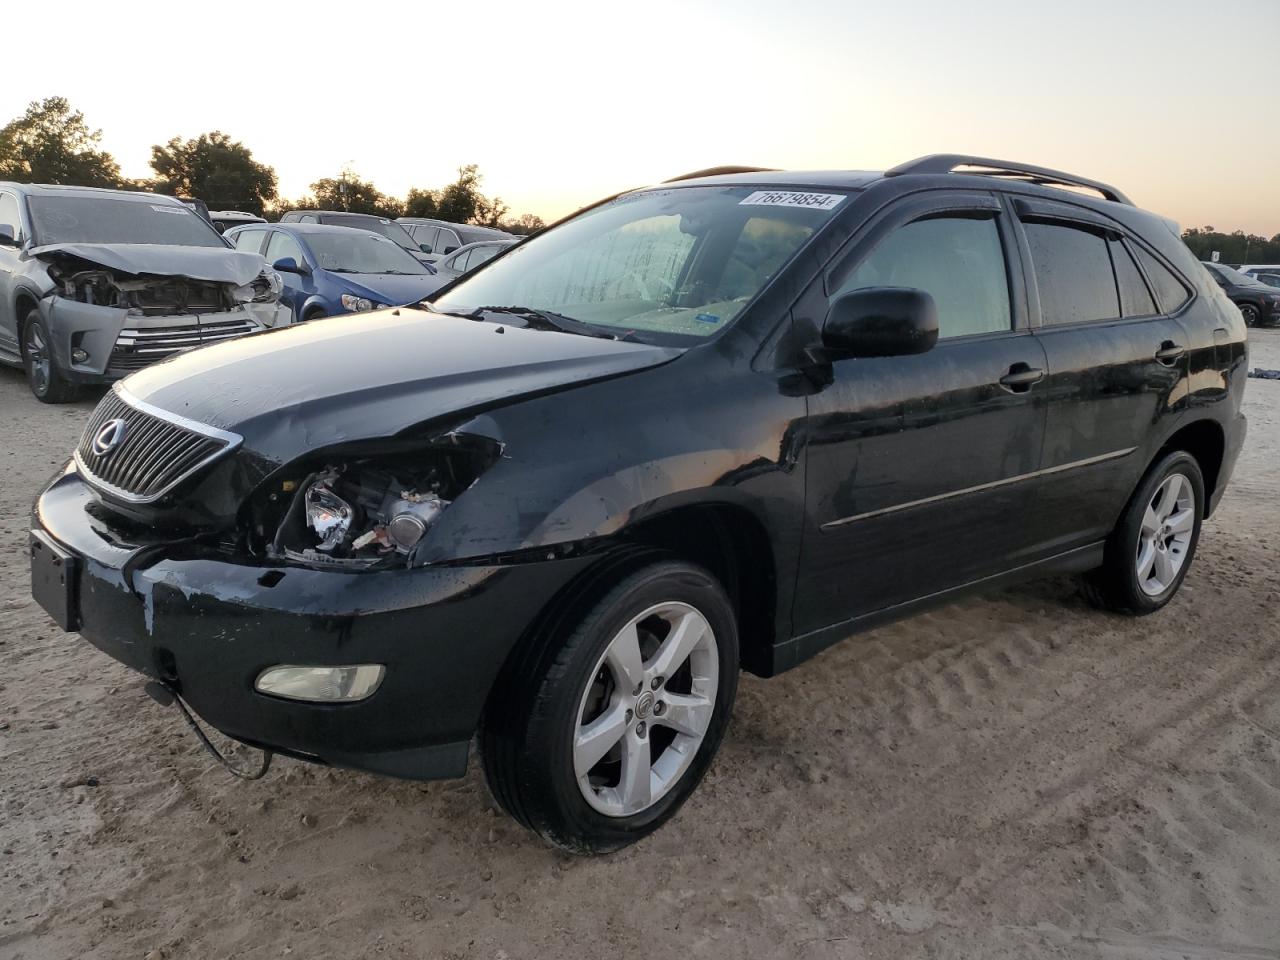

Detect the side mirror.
[
  {"left": 419, "top": 243, "right": 433, "bottom": 253},
  {"left": 272, "top": 257, "right": 309, "bottom": 275},
  {"left": 822, "top": 286, "right": 938, "bottom": 359},
  {"left": 0, "top": 224, "right": 17, "bottom": 247},
  {"left": 442, "top": 245, "right": 458, "bottom": 255}
]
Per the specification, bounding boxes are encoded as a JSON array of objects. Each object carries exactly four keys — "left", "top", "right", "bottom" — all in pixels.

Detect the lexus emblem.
[{"left": 92, "top": 418, "right": 128, "bottom": 457}]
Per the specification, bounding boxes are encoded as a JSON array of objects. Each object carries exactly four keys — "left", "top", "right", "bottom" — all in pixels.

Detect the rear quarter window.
[{"left": 1132, "top": 245, "right": 1191, "bottom": 314}]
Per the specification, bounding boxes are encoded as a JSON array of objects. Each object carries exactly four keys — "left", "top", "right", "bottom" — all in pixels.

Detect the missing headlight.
[{"left": 253, "top": 434, "right": 501, "bottom": 570}]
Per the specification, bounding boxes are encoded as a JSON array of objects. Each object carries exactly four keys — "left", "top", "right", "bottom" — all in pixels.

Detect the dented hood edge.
[{"left": 29, "top": 242, "right": 270, "bottom": 286}]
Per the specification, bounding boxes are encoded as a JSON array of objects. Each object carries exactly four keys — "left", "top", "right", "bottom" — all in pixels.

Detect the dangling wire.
[{"left": 168, "top": 688, "right": 273, "bottom": 781}]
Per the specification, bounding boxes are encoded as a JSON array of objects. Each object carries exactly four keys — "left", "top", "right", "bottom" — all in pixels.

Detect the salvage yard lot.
[{"left": 2, "top": 331, "right": 1279, "bottom": 960}]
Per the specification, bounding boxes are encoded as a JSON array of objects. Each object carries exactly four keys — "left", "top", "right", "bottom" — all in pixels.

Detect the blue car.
[{"left": 225, "top": 222, "right": 445, "bottom": 321}]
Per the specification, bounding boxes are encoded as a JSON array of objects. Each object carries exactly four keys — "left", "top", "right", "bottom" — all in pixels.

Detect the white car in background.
[{"left": 431, "top": 238, "right": 518, "bottom": 281}]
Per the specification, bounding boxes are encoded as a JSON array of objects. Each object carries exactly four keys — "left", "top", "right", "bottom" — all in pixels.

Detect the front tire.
[
  {"left": 1239, "top": 302, "right": 1259, "bottom": 327},
  {"left": 1081, "top": 450, "right": 1204, "bottom": 615},
  {"left": 22, "top": 311, "right": 80, "bottom": 404},
  {"left": 480, "top": 560, "right": 739, "bottom": 854}
]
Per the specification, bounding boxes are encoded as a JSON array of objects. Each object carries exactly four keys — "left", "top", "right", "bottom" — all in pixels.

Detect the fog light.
[
  {"left": 255, "top": 664, "right": 385, "bottom": 703},
  {"left": 71, "top": 348, "right": 89, "bottom": 364}
]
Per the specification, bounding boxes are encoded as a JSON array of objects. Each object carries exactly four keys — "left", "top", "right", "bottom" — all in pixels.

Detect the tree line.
[
  {"left": 1180, "top": 227, "right": 1280, "bottom": 267},
  {"left": 0, "top": 97, "right": 546, "bottom": 234}
]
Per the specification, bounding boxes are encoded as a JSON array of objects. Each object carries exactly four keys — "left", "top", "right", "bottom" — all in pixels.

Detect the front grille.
[
  {"left": 75, "top": 387, "right": 241, "bottom": 503},
  {"left": 107, "top": 316, "right": 260, "bottom": 375}
]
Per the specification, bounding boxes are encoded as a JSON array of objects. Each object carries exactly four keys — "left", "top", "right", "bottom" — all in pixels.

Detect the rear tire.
[
  {"left": 1081, "top": 450, "right": 1204, "bottom": 615},
  {"left": 21, "top": 311, "right": 81, "bottom": 404},
  {"left": 480, "top": 559, "right": 738, "bottom": 854}
]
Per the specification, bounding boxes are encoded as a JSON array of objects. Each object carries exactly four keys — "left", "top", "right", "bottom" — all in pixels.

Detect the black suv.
[
  {"left": 1201, "top": 260, "right": 1280, "bottom": 326},
  {"left": 32, "top": 155, "right": 1248, "bottom": 853}
]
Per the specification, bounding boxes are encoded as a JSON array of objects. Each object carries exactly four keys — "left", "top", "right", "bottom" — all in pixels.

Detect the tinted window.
[
  {"left": 1024, "top": 221, "right": 1119, "bottom": 325},
  {"left": 836, "top": 214, "right": 1011, "bottom": 339},
  {"left": 0, "top": 193, "right": 21, "bottom": 240},
  {"left": 265, "top": 231, "right": 305, "bottom": 267},
  {"left": 1110, "top": 239, "right": 1156, "bottom": 317},
  {"left": 233, "top": 228, "right": 267, "bottom": 253},
  {"left": 1132, "top": 246, "right": 1190, "bottom": 313}
]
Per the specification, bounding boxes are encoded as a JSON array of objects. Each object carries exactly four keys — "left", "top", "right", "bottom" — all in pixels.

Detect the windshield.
[
  {"left": 29, "top": 195, "right": 228, "bottom": 247},
  {"left": 433, "top": 185, "right": 846, "bottom": 343},
  {"left": 323, "top": 214, "right": 420, "bottom": 251},
  {"left": 306, "top": 232, "right": 431, "bottom": 274}
]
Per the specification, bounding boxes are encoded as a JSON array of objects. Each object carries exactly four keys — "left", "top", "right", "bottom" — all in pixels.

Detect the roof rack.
[
  {"left": 664, "top": 165, "right": 778, "bottom": 183},
  {"left": 884, "top": 154, "right": 1133, "bottom": 206}
]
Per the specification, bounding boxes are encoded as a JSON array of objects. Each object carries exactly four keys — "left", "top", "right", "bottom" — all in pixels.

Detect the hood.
[
  {"left": 120, "top": 309, "right": 681, "bottom": 463},
  {"left": 30, "top": 242, "right": 269, "bottom": 285},
  {"left": 338, "top": 271, "right": 448, "bottom": 306}
]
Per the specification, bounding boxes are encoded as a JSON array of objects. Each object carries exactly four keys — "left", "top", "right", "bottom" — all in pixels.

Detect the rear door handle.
[
  {"left": 1155, "top": 341, "right": 1186, "bottom": 363},
  {"left": 998, "top": 363, "right": 1045, "bottom": 391}
]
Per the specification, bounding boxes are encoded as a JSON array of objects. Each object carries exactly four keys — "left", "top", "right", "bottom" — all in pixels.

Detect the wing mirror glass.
[
  {"left": 272, "top": 257, "right": 309, "bottom": 274},
  {"left": 822, "top": 287, "right": 939, "bottom": 359}
]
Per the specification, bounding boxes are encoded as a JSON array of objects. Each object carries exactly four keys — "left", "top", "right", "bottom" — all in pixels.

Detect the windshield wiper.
[{"left": 463, "top": 305, "right": 621, "bottom": 340}]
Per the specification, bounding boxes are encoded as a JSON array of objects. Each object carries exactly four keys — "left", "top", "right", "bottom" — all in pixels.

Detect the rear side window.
[
  {"left": 835, "top": 214, "right": 1011, "bottom": 339},
  {"left": 232, "top": 228, "right": 266, "bottom": 253},
  {"left": 1109, "top": 239, "right": 1156, "bottom": 317},
  {"left": 452, "top": 249, "right": 472, "bottom": 271},
  {"left": 1132, "top": 246, "right": 1190, "bottom": 314},
  {"left": 1024, "top": 222, "right": 1119, "bottom": 325}
]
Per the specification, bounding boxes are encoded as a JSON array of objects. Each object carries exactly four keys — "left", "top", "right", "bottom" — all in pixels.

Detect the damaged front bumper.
[
  {"left": 32, "top": 466, "right": 594, "bottom": 781},
  {"left": 44, "top": 298, "right": 290, "bottom": 383}
]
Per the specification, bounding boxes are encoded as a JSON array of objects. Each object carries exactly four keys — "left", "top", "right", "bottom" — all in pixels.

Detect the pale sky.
[{"left": 6, "top": 0, "right": 1278, "bottom": 234}]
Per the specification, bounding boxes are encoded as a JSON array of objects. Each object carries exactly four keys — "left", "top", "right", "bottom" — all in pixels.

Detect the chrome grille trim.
[
  {"left": 107, "top": 316, "right": 261, "bottom": 374},
  {"left": 74, "top": 383, "right": 243, "bottom": 504}
]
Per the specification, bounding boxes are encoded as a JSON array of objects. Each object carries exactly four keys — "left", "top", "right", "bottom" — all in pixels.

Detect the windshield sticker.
[
  {"left": 739, "top": 191, "right": 844, "bottom": 211},
  {"left": 151, "top": 205, "right": 190, "bottom": 215},
  {"left": 695, "top": 313, "right": 721, "bottom": 324}
]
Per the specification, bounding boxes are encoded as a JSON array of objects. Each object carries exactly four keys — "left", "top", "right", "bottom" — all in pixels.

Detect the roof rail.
[
  {"left": 884, "top": 154, "right": 1133, "bottom": 206},
  {"left": 663, "top": 165, "right": 778, "bottom": 183}
]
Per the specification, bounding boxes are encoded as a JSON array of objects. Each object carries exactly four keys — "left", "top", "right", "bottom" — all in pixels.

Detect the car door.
[
  {"left": 793, "top": 191, "right": 1048, "bottom": 635},
  {"left": 0, "top": 190, "right": 26, "bottom": 357},
  {"left": 1007, "top": 197, "right": 1192, "bottom": 555}
]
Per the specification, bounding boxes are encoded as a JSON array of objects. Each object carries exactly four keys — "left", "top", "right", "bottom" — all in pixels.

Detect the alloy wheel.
[
  {"left": 1240, "top": 303, "right": 1259, "bottom": 326},
  {"left": 573, "top": 601, "right": 719, "bottom": 817},
  {"left": 1135, "top": 472, "right": 1195, "bottom": 596},
  {"left": 24, "top": 323, "right": 50, "bottom": 395}
]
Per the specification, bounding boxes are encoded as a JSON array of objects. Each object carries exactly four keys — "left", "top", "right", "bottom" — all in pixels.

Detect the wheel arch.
[
  {"left": 1156, "top": 418, "right": 1225, "bottom": 513},
  {"left": 13, "top": 287, "right": 41, "bottom": 351}
]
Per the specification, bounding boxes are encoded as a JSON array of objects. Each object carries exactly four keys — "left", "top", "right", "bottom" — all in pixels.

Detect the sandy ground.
[{"left": 2, "top": 331, "right": 1279, "bottom": 960}]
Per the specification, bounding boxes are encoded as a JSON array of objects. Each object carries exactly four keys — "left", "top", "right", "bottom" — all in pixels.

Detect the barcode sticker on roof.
[{"left": 739, "top": 191, "right": 845, "bottom": 211}]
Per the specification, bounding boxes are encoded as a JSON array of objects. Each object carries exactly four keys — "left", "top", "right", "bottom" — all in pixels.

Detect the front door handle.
[
  {"left": 998, "top": 363, "right": 1045, "bottom": 392},
  {"left": 1155, "top": 341, "right": 1186, "bottom": 363}
]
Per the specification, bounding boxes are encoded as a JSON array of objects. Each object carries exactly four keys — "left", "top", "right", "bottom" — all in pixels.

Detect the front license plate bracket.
[{"left": 30, "top": 530, "right": 81, "bottom": 632}]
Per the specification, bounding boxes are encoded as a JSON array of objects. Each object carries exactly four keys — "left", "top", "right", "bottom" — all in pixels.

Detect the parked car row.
[
  {"left": 0, "top": 179, "right": 524, "bottom": 400},
  {"left": 0, "top": 183, "right": 289, "bottom": 402}
]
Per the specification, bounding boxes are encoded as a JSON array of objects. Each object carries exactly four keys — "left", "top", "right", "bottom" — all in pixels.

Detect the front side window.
[
  {"left": 438, "top": 229, "right": 461, "bottom": 254},
  {"left": 1024, "top": 221, "right": 1120, "bottom": 325},
  {"left": 435, "top": 185, "right": 844, "bottom": 343},
  {"left": 835, "top": 214, "right": 1011, "bottom": 338},
  {"left": 265, "top": 231, "right": 305, "bottom": 267},
  {"left": 28, "top": 195, "right": 227, "bottom": 247}
]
